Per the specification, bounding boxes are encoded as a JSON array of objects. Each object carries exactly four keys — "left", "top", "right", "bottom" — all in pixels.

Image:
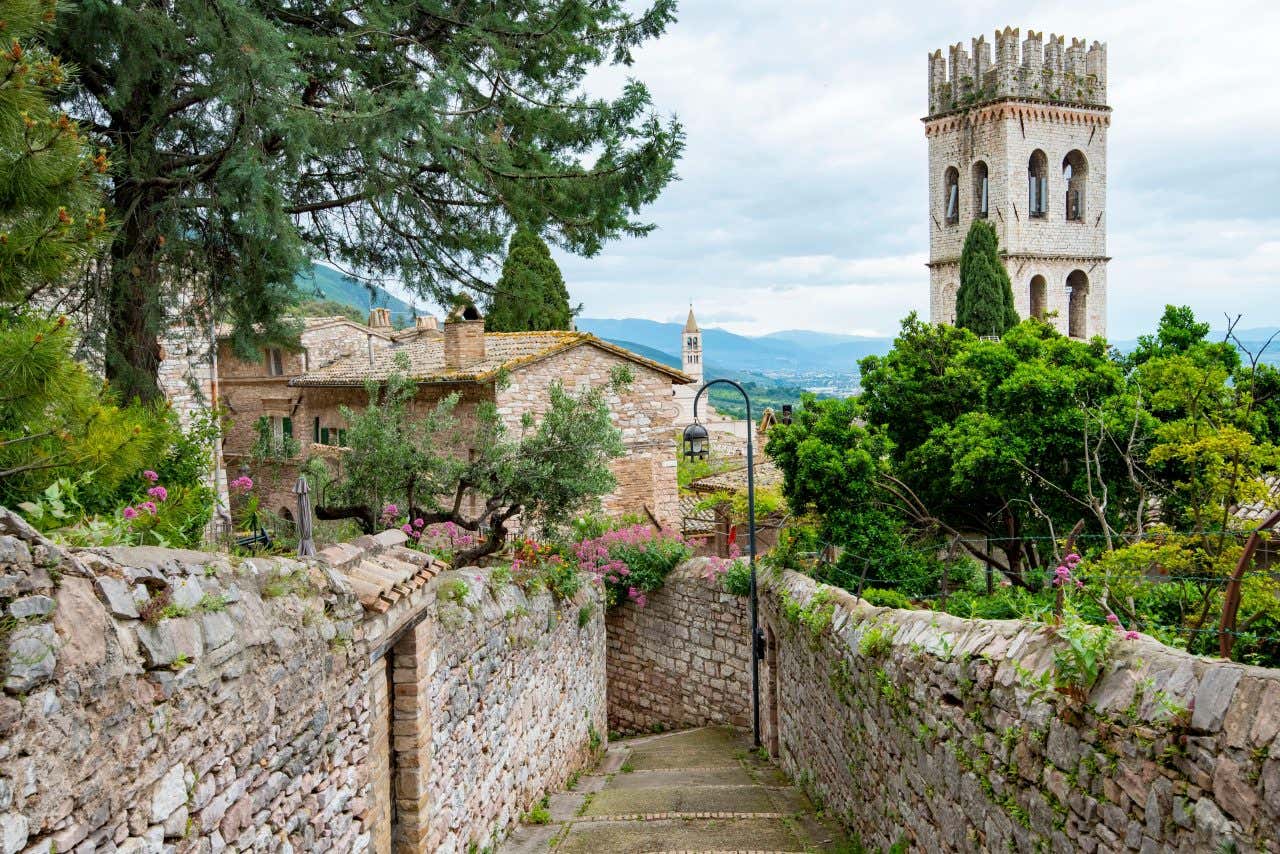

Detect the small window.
[
  {"left": 1028, "top": 150, "right": 1048, "bottom": 218},
  {"left": 944, "top": 167, "right": 960, "bottom": 225},
  {"left": 972, "top": 161, "right": 989, "bottom": 219},
  {"left": 313, "top": 417, "right": 321, "bottom": 443},
  {"left": 266, "top": 348, "right": 284, "bottom": 376},
  {"left": 1063, "top": 150, "right": 1087, "bottom": 221}
]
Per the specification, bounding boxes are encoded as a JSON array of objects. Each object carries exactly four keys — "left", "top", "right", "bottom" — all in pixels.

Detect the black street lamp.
[{"left": 682, "top": 379, "right": 764, "bottom": 748}]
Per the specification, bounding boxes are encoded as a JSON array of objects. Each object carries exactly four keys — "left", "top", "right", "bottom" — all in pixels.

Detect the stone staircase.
[{"left": 499, "top": 727, "right": 847, "bottom": 854}]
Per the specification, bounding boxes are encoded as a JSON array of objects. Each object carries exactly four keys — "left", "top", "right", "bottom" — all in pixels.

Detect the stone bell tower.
[
  {"left": 681, "top": 306, "right": 703, "bottom": 383},
  {"left": 925, "top": 27, "right": 1110, "bottom": 339}
]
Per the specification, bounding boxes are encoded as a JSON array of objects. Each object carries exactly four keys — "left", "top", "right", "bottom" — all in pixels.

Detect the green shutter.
[
  {"left": 313, "top": 417, "right": 320, "bottom": 443},
  {"left": 320, "top": 427, "right": 330, "bottom": 445},
  {"left": 282, "top": 416, "right": 293, "bottom": 438}
]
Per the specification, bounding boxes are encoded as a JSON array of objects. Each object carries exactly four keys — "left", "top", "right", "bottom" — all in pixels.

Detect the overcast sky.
[{"left": 547, "top": 0, "right": 1280, "bottom": 339}]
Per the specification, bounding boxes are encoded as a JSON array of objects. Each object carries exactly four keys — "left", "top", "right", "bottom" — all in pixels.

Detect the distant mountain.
[
  {"left": 577, "top": 317, "right": 890, "bottom": 374},
  {"left": 294, "top": 263, "right": 418, "bottom": 323}
]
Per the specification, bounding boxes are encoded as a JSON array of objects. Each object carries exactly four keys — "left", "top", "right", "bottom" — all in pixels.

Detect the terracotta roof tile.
[{"left": 289, "top": 331, "right": 692, "bottom": 387}]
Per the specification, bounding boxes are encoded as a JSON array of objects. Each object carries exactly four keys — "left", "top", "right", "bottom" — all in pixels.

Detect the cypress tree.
[
  {"left": 487, "top": 229, "right": 574, "bottom": 332},
  {"left": 954, "top": 220, "right": 1018, "bottom": 337}
]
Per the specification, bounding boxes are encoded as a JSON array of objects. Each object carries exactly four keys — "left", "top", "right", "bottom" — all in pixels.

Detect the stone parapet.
[
  {"left": 605, "top": 558, "right": 752, "bottom": 733},
  {"left": 759, "top": 570, "right": 1280, "bottom": 853}
]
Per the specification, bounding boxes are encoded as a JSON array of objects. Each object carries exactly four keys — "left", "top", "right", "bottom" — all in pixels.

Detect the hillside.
[{"left": 294, "top": 264, "right": 418, "bottom": 323}]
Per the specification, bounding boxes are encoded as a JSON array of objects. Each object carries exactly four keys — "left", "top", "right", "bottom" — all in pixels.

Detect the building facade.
[
  {"left": 926, "top": 27, "right": 1109, "bottom": 339},
  {"left": 212, "top": 307, "right": 691, "bottom": 531}
]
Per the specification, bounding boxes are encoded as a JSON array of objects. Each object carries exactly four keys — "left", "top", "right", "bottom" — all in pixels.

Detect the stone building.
[
  {"left": 926, "top": 27, "right": 1109, "bottom": 339},
  {"left": 215, "top": 305, "right": 691, "bottom": 530}
]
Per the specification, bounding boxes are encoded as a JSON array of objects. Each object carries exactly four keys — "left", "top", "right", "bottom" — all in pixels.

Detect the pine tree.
[
  {"left": 0, "top": 0, "right": 109, "bottom": 301},
  {"left": 954, "top": 220, "right": 1018, "bottom": 337},
  {"left": 487, "top": 229, "right": 574, "bottom": 332},
  {"left": 49, "top": 1, "right": 683, "bottom": 401}
]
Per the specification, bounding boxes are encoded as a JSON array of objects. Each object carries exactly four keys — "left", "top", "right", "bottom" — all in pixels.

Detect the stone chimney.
[
  {"left": 443, "top": 302, "right": 485, "bottom": 370},
  {"left": 367, "top": 307, "right": 392, "bottom": 330},
  {"left": 414, "top": 316, "right": 439, "bottom": 332}
]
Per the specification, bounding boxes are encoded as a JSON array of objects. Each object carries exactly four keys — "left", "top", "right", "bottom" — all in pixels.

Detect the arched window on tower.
[
  {"left": 1067, "top": 270, "right": 1089, "bottom": 338},
  {"left": 1063, "top": 150, "right": 1087, "bottom": 221},
  {"left": 972, "top": 161, "right": 989, "bottom": 219},
  {"left": 1028, "top": 150, "right": 1048, "bottom": 218},
  {"left": 1029, "top": 275, "right": 1047, "bottom": 319},
  {"left": 943, "top": 167, "right": 960, "bottom": 226}
]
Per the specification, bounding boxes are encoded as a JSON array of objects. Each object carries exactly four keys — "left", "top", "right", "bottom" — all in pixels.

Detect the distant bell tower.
[
  {"left": 925, "top": 27, "right": 1109, "bottom": 339},
  {"left": 682, "top": 306, "right": 703, "bottom": 382}
]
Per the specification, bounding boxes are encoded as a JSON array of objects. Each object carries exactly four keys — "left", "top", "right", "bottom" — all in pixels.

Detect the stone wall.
[
  {"left": 605, "top": 559, "right": 752, "bottom": 734},
  {"left": 759, "top": 570, "right": 1280, "bottom": 853},
  {"left": 0, "top": 511, "right": 605, "bottom": 854},
  {"left": 496, "top": 342, "right": 683, "bottom": 530}
]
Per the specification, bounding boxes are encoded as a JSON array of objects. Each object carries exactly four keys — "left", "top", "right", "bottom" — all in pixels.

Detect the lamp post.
[{"left": 682, "top": 379, "right": 763, "bottom": 748}]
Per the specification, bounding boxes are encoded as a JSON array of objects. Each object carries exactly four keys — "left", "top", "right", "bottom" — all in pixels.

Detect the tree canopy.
[
  {"left": 768, "top": 307, "right": 1280, "bottom": 663},
  {"left": 486, "top": 228, "right": 575, "bottom": 331},
  {"left": 317, "top": 354, "right": 626, "bottom": 562},
  {"left": 0, "top": 0, "right": 110, "bottom": 301},
  {"left": 48, "top": 0, "right": 684, "bottom": 401},
  {"left": 954, "top": 219, "right": 1017, "bottom": 337}
]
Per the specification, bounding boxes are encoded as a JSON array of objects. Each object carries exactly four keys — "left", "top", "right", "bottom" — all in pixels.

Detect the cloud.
[{"left": 538, "top": 2, "right": 1280, "bottom": 340}]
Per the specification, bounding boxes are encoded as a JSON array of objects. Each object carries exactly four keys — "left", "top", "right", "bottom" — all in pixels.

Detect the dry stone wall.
[
  {"left": 760, "top": 570, "right": 1280, "bottom": 854},
  {"left": 605, "top": 559, "right": 752, "bottom": 734},
  {"left": 0, "top": 510, "right": 605, "bottom": 854}
]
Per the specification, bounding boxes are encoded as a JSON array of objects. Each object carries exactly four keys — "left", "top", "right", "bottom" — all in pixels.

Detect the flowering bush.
[
  {"left": 574, "top": 524, "right": 691, "bottom": 607},
  {"left": 510, "top": 538, "right": 581, "bottom": 599}
]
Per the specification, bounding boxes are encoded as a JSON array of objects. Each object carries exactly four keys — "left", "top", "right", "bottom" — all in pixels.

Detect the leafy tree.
[
  {"left": 486, "top": 228, "right": 575, "bottom": 332},
  {"left": 954, "top": 219, "right": 1017, "bottom": 337},
  {"left": 317, "top": 353, "right": 626, "bottom": 562},
  {"left": 51, "top": 1, "right": 683, "bottom": 402},
  {"left": 0, "top": 0, "right": 110, "bottom": 301},
  {"left": 765, "top": 394, "right": 949, "bottom": 596}
]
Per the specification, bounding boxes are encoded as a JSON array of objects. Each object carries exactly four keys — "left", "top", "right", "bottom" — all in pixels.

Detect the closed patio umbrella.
[{"left": 294, "top": 475, "right": 316, "bottom": 557}]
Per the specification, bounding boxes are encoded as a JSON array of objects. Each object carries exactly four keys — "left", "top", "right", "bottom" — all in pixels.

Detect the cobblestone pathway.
[{"left": 499, "top": 727, "right": 848, "bottom": 854}]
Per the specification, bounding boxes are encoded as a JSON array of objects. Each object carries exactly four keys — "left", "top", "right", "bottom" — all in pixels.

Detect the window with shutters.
[
  {"left": 265, "top": 348, "right": 285, "bottom": 376},
  {"left": 1028, "top": 150, "right": 1048, "bottom": 218},
  {"left": 943, "top": 166, "right": 960, "bottom": 225}
]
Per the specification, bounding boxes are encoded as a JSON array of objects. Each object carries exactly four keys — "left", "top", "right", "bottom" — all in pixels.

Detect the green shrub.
[
  {"left": 860, "top": 588, "right": 913, "bottom": 609},
  {"left": 721, "top": 559, "right": 753, "bottom": 597}
]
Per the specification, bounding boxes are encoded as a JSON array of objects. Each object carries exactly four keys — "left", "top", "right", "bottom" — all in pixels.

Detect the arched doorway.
[
  {"left": 1029, "top": 275, "right": 1047, "bottom": 319},
  {"left": 1067, "top": 270, "right": 1089, "bottom": 338}
]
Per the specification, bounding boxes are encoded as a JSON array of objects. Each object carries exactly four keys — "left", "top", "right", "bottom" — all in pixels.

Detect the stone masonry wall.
[
  {"left": 605, "top": 559, "right": 751, "bottom": 734},
  {"left": 422, "top": 566, "right": 606, "bottom": 853},
  {"left": 759, "top": 570, "right": 1280, "bottom": 853},
  {"left": 0, "top": 508, "right": 375, "bottom": 854},
  {"left": 0, "top": 510, "right": 605, "bottom": 854}
]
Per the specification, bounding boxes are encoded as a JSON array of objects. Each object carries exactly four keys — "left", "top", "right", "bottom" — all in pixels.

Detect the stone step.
[{"left": 552, "top": 817, "right": 808, "bottom": 854}]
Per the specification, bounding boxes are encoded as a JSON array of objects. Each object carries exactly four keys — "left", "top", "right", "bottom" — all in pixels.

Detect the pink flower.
[
  {"left": 413, "top": 518, "right": 424, "bottom": 528},
  {"left": 230, "top": 476, "right": 253, "bottom": 492},
  {"left": 142, "top": 470, "right": 159, "bottom": 482},
  {"left": 140, "top": 501, "right": 157, "bottom": 515},
  {"left": 401, "top": 523, "right": 413, "bottom": 534},
  {"left": 383, "top": 504, "right": 398, "bottom": 516},
  {"left": 1075, "top": 579, "right": 1084, "bottom": 589},
  {"left": 123, "top": 506, "right": 138, "bottom": 520},
  {"left": 1124, "top": 630, "right": 1140, "bottom": 641},
  {"left": 147, "top": 485, "right": 168, "bottom": 502},
  {"left": 1106, "top": 613, "right": 1119, "bottom": 625},
  {"left": 1064, "top": 552, "right": 1082, "bottom": 567}
]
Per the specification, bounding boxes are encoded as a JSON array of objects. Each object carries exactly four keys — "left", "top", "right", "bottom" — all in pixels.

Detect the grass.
[{"left": 262, "top": 567, "right": 317, "bottom": 599}]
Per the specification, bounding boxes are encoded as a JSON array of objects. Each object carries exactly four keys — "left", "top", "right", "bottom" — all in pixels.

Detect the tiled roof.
[
  {"left": 315, "top": 531, "right": 448, "bottom": 613},
  {"left": 680, "top": 495, "right": 716, "bottom": 535},
  {"left": 687, "top": 458, "right": 784, "bottom": 495},
  {"left": 1232, "top": 476, "right": 1280, "bottom": 524},
  {"left": 290, "top": 331, "right": 693, "bottom": 387},
  {"left": 214, "top": 316, "right": 392, "bottom": 341}
]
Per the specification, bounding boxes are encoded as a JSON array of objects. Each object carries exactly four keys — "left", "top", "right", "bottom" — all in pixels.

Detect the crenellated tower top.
[{"left": 927, "top": 27, "right": 1106, "bottom": 117}]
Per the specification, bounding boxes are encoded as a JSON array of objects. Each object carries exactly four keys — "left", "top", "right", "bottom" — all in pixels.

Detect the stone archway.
[{"left": 1029, "top": 275, "right": 1047, "bottom": 319}]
